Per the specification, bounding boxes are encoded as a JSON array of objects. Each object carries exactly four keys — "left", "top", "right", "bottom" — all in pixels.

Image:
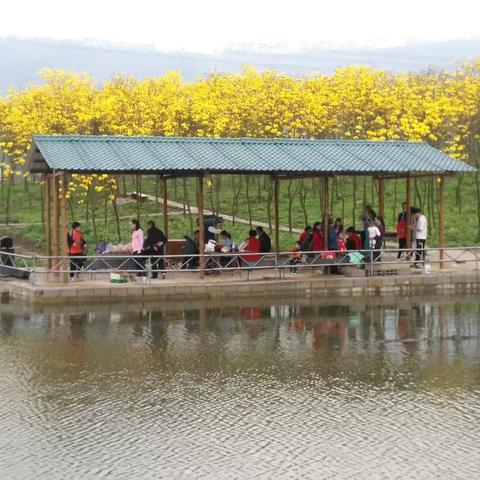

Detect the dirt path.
[{"left": 133, "top": 192, "right": 303, "bottom": 234}]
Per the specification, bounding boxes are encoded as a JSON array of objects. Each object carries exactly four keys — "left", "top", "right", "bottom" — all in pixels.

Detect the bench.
[{"left": 241, "top": 257, "right": 276, "bottom": 279}]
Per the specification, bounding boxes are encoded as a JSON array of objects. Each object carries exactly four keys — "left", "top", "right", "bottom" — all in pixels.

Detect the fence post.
[
  {"left": 30, "top": 256, "right": 36, "bottom": 285},
  {"left": 147, "top": 256, "right": 152, "bottom": 284},
  {"left": 274, "top": 253, "right": 279, "bottom": 280}
]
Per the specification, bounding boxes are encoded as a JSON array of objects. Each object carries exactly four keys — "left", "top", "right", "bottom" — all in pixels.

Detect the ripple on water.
[{"left": 0, "top": 300, "right": 479, "bottom": 479}]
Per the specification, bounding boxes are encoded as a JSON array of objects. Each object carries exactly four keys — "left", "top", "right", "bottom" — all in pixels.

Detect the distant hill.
[{"left": 1, "top": 37, "right": 480, "bottom": 92}]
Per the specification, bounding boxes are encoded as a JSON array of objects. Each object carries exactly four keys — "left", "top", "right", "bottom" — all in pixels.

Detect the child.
[
  {"left": 367, "top": 220, "right": 381, "bottom": 249},
  {"left": 288, "top": 241, "right": 303, "bottom": 274},
  {"left": 67, "top": 221, "right": 87, "bottom": 281},
  {"left": 345, "top": 227, "right": 362, "bottom": 250}
]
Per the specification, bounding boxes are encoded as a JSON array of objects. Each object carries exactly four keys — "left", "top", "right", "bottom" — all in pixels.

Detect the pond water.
[{"left": 0, "top": 296, "right": 479, "bottom": 479}]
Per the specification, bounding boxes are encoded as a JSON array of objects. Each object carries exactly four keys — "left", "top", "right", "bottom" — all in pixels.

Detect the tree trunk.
[
  {"left": 5, "top": 175, "right": 13, "bottom": 225},
  {"left": 352, "top": 176, "right": 357, "bottom": 227},
  {"left": 246, "top": 176, "right": 252, "bottom": 228},
  {"left": 112, "top": 198, "right": 121, "bottom": 243}
]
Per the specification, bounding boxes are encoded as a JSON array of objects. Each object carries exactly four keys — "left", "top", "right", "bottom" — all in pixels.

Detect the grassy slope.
[{"left": 0, "top": 174, "right": 478, "bottom": 253}]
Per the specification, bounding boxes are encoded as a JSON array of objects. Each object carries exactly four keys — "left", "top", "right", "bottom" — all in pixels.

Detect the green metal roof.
[{"left": 27, "top": 135, "right": 476, "bottom": 175}]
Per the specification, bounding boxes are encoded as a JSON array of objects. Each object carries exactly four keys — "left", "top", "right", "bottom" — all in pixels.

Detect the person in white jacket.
[{"left": 413, "top": 208, "right": 427, "bottom": 267}]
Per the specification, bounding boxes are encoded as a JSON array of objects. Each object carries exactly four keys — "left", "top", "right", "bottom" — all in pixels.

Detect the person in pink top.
[{"left": 130, "top": 219, "right": 145, "bottom": 277}]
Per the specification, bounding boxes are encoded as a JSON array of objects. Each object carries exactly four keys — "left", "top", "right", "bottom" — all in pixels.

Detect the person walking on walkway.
[
  {"left": 412, "top": 208, "right": 428, "bottom": 268},
  {"left": 144, "top": 220, "right": 167, "bottom": 279},
  {"left": 67, "top": 221, "right": 86, "bottom": 281},
  {"left": 256, "top": 226, "right": 272, "bottom": 253},
  {"left": 396, "top": 202, "right": 408, "bottom": 259}
]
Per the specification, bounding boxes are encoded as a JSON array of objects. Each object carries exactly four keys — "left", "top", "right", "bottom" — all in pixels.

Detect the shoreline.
[{"left": 1, "top": 270, "right": 479, "bottom": 305}]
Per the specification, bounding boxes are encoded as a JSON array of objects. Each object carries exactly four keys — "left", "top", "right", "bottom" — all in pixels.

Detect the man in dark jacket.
[
  {"left": 144, "top": 220, "right": 168, "bottom": 279},
  {"left": 256, "top": 226, "right": 272, "bottom": 253}
]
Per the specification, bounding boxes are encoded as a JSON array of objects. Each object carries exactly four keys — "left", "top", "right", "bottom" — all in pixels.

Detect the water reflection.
[{"left": 0, "top": 297, "right": 479, "bottom": 479}]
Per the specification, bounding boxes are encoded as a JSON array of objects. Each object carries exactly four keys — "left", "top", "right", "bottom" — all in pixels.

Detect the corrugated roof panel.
[
  {"left": 335, "top": 142, "right": 400, "bottom": 172},
  {"left": 399, "top": 142, "right": 472, "bottom": 173},
  {"left": 180, "top": 141, "right": 233, "bottom": 170},
  {"left": 213, "top": 141, "right": 271, "bottom": 171},
  {"left": 246, "top": 142, "right": 305, "bottom": 171},
  {"left": 29, "top": 135, "right": 477, "bottom": 175},
  {"left": 314, "top": 142, "right": 372, "bottom": 172}
]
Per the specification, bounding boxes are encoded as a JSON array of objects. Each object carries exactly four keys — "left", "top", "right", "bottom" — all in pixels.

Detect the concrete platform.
[{"left": 2, "top": 267, "right": 480, "bottom": 305}]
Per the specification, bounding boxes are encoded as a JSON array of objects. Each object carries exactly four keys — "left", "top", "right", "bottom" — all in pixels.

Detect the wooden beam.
[
  {"left": 60, "top": 172, "right": 68, "bottom": 283},
  {"left": 323, "top": 176, "right": 329, "bottom": 248},
  {"left": 44, "top": 174, "right": 52, "bottom": 269},
  {"left": 197, "top": 175, "right": 205, "bottom": 278},
  {"left": 162, "top": 176, "right": 169, "bottom": 254},
  {"left": 378, "top": 177, "right": 385, "bottom": 218},
  {"left": 52, "top": 173, "right": 60, "bottom": 265},
  {"left": 438, "top": 175, "right": 445, "bottom": 269},
  {"left": 405, "top": 175, "right": 412, "bottom": 249},
  {"left": 273, "top": 176, "right": 280, "bottom": 252}
]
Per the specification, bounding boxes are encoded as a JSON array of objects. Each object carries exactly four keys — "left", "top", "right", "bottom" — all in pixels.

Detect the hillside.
[{"left": 1, "top": 37, "right": 480, "bottom": 92}]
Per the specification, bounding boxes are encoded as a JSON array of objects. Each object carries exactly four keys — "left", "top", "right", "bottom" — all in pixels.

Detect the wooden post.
[
  {"left": 60, "top": 172, "right": 68, "bottom": 283},
  {"left": 323, "top": 176, "right": 329, "bottom": 248},
  {"left": 438, "top": 175, "right": 445, "bottom": 269},
  {"left": 197, "top": 174, "right": 205, "bottom": 278},
  {"left": 162, "top": 176, "right": 169, "bottom": 254},
  {"left": 405, "top": 175, "right": 412, "bottom": 249},
  {"left": 273, "top": 176, "right": 280, "bottom": 252},
  {"left": 378, "top": 177, "right": 385, "bottom": 218},
  {"left": 44, "top": 174, "right": 52, "bottom": 269},
  {"left": 52, "top": 173, "right": 60, "bottom": 265}
]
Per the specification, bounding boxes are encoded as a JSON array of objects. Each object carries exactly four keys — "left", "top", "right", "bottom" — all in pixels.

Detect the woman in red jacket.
[
  {"left": 242, "top": 229, "right": 261, "bottom": 262},
  {"left": 311, "top": 222, "right": 325, "bottom": 252}
]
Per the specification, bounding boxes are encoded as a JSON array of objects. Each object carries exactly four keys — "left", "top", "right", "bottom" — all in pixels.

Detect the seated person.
[
  {"left": 345, "top": 227, "right": 362, "bottom": 250},
  {"left": 287, "top": 241, "right": 303, "bottom": 274},
  {"left": 217, "top": 230, "right": 235, "bottom": 252},
  {"left": 182, "top": 230, "right": 199, "bottom": 269},
  {"left": 217, "top": 230, "right": 236, "bottom": 267},
  {"left": 256, "top": 226, "right": 272, "bottom": 253},
  {"left": 240, "top": 229, "right": 261, "bottom": 262}
]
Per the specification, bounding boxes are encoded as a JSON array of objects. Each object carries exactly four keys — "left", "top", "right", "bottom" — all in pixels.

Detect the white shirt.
[
  {"left": 368, "top": 226, "right": 381, "bottom": 240},
  {"left": 416, "top": 215, "right": 427, "bottom": 240},
  {"left": 368, "top": 226, "right": 381, "bottom": 248}
]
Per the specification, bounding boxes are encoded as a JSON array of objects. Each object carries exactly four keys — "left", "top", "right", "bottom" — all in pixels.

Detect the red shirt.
[
  {"left": 299, "top": 230, "right": 309, "bottom": 244},
  {"left": 396, "top": 219, "right": 407, "bottom": 239},
  {"left": 243, "top": 237, "right": 261, "bottom": 262},
  {"left": 69, "top": 230, "right": 84, "bottom": 254},
  {"left": 347, "top": 233, "right": 362, "bottom": 250},
  {"left": 311, "top": 230, "right": 325, "bottom": 251}
]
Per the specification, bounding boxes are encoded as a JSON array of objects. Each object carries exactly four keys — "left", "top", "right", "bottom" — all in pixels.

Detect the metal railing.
[{"left": 1, "top": 246, "right": 480, "bottom": 285}]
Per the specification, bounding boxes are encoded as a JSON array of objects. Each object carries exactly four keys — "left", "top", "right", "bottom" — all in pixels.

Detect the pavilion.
[{"left": 26, "top": 135, "right": 476, "bottom": 277}]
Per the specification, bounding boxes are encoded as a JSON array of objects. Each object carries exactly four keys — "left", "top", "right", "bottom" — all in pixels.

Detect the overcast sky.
[{"left": 2, "top": 0, "right": 479, "bottom": 52}]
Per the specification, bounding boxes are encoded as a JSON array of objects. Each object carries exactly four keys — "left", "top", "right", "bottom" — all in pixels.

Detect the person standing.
[
  {"left": 413, "top": 209, "right": 427, "bottom": 268},
  {"left": 144, "top": 220, "right": 168, "bottom": 279},
  {"left": 256, "top": 226, "right": 272, "bottom": 253},
  {"left": 130, "top": 219, "right": 145, "bottom": 277},
  {"left": 298, "top": 226, "right": 312, "bottom": 245},
  {"left": 359, "top": 206, "right": 376, "bottom": 250},
  {"left": 311, "top": 222, "right": 325, "bottom": 252},
  {"left": 327, "top": 218, "right": 337, "bottom": 251},
  {"left": 334, "top": 218, "right": 344, "bottom": 239},
  {"left": 67, "top": 221, "right": 86, "bottom": 281},
  {"left": 396, "top": 202, "right": 407, "bottom": 259},
  {"left": 345, "top": 227, "right": 362, "bottom": 250}
]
